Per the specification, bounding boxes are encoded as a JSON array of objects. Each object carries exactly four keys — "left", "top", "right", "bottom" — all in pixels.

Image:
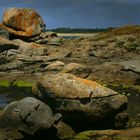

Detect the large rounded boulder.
[
  {"left": 32, "top": 73, "right": 128, "bottom": 130},
  {"left": 0, "top": 97, "right": 62, "bottom": 139},
  {"left": 2, "top": 8, "right": 46, "bottom": 37}
]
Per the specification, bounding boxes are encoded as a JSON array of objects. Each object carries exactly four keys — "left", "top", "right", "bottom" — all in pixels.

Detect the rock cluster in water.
[{"left": 0, "top": 7, "right": 140, "bottom": 140}]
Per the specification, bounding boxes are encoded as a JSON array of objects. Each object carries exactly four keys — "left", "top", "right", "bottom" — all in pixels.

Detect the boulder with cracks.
[{"left": 32, "top": 73, "right": 128, "bottom": 131}]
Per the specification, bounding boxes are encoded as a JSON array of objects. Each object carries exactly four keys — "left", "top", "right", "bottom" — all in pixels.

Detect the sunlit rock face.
[
  {"left": 2, "top": 8, "right": 46, "bottom": 37},
  {"left": 33, "top": 73, "right": 128, "bottom": 130}
]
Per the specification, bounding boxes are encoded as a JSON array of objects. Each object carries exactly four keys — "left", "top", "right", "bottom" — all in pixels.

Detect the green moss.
[
  {"left": 74, "top": 130, "right": 128, "bottom": 140},
  {"left": 14, "top": 80, "right": 33, "bottom": 87},
  {"left": 0, "top": 81, "right": 9, "bottom": 87},
  {"left": 101, "top": 82, "right": 140, "bottom": 97},
  {"left": 74, "top": 130, "right": 94, "bottom": 140},
  {"left": 0, "top": 80, "right": 34, "bottom": 87}
]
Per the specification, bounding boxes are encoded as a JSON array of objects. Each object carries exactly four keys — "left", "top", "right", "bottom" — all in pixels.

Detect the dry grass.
[
  {"left": 95, "top": 25, "right": 140, "bottom": 40},
  {"left": 106, "top": 25, "right": 140, "bottom": 35}
]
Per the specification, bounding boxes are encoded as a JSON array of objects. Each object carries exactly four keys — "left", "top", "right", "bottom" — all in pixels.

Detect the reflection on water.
[
  {"left": 62, "top": 36, "right": 80, "bottom": 39},
  {"left": 0, "top": 86, "right": 33, "bottom": 109},
  {"left": 0, "top": 93, "right": 10, "bottom": 108}
]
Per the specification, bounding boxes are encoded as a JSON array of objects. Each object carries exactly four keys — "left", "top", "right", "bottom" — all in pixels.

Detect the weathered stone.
[
  {"left": 54, "top": 121, "right": 76, "bottom": 139},
  {"left": 74, "top": 127, "right": 140, "bottom": 140},
  {"left": 2, "top": 8, "right": 46, "bottom": 37},
  {"left": 44, "top": 61, "right": 65, "bottom": 71},
  {"left": 62, "top": 63, "right": 92, "bottom": 78},
  {"left": 16, "top": 55, "right": 58, "bottom": 64},
  {"left": 0, "top": 23, "right": 9, "bottom": 39},
  {"left": 33, "top": 73, "right": 119, "bottom": 99},
  {"left": 0, "top": 60, "right": 23, "bottom": 71},
  {"left": 33, "top": 73, "right": 128, "bottom": 130},
  {"left": 35, "top": 38, "right": 49, "bottom": 44},
  {"left": 74, "top": 129, "right": 122, "bottom": 140},
  {"left": 42, "top": 31, "right": 57, "bottom": 38},
  {"left": 28, "top": 31, "right": 58, "bottom": 44},
  {"left": 47, "top": 37, "right": 62, "bottom": 46},
  {"left": 88, "top": 61, "right": 140, "bottom": 86},
  {"left": 0, "top": 97, "right": 62, "bottom": 139},
  {"left": 12, "top": 39, "right": 46, "bottom": 56},
  {"left": 0, "top": 37, "right": 19, "bottom": 53},
  {"left": 120, "top": 60, "right": 140, "bottom": 74}
]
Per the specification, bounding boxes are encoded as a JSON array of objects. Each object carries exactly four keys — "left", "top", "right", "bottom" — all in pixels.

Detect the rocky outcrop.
[
  {"left": 2, "top": 8, "right": 46, "bottom": 37},
  {"left": 0, "top": 37, "right": 19, "bottom": 53},
  {"left": 121, "top": 60, "right": 140, "bottom": 74},
  {"left": 88, "top": 61, "right": 140, "bottom": 86},
  {"left": 30, "top": 31, "right": 59, "bottom": 44},
  {"left": 32, "top": 73, "right": 128, "bottom": 130},
  {"left": 44, "top": 61, "right": 65, "bottom": 71},
  {"left": 0, "top": 60, "right": 23, "bottom": 71},
  {"left": 12, "top": 39, "right": 47, "bottom": 56},
  {"left": 74, "top": 127, "right": 140, "bottom": 140},
  {"left": 62, "top": 63, "right": 92, "bottom": 78},
  {"left": 0, "top": 97, "right": 62, "bottom": 139}
]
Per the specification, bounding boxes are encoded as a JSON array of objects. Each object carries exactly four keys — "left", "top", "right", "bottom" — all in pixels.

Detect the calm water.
[
  {"left": 0, "top": 93, "right": 10, "bottom": 108},
  {"left": 62, "top": 36, "right": 80, "bottom": 39},
  {"left": 0, "top": 86, "right": 33, "bottom": 109}
]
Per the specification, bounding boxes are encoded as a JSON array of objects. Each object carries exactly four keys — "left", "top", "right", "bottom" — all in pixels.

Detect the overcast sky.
[{"left": 0, "top": 0, "right": 140, "bottom": 29}]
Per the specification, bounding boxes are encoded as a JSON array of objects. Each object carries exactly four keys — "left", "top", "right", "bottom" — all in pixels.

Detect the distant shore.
[{"left": 57, "top": 33, "right": 98, "bottom": 37}]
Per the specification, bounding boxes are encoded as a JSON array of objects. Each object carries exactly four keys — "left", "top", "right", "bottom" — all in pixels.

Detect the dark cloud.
[{"left": 0, "top": 0, "right": 140, "bottom": 28}]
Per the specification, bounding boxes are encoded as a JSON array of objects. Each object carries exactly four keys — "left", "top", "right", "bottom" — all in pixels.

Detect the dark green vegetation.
[{"left": 48, "top": 27, "right": 113, "bottom": 33}]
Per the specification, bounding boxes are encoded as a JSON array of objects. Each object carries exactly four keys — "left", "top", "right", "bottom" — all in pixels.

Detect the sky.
[{"left": 0, "top": 0, "right": 140, "bottom": 29}]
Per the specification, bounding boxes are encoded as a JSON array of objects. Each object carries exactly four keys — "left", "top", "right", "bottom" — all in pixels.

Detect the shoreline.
[{"left": 57, "top": 33, "right": 98, "bottom": 37}]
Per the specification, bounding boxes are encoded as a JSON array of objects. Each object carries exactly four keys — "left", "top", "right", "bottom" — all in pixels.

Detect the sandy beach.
[{"left": 57, "top": 33, "right": 98, "bottom": 37}]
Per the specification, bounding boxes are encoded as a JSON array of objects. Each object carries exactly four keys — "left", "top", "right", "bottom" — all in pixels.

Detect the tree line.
[{"left": 48, "top": 27, "right": 114, "bottom": 33}]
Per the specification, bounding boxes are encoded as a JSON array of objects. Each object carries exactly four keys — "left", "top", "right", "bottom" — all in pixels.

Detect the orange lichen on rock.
[
  {"left": 2, "top": 8, "right": 46, "bottom": 37},
  {"left": 33, "top": 73, "right": 118, "bottom": 99},
  {"left": 0, "top": 23, "right": 7, "bottom": 29}
]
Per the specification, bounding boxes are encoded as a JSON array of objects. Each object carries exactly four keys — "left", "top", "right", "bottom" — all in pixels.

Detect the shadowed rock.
[
  {"left": 0, "top": 23, "right": 9, "bottom": 39},
  {"left": 0, "top": 37, "right": 19, "bottom": 53},
  {"left": 61, "top": 62, "right": 92, "bottom": 78},
  {"left": 120, "top": 60, "right": 140, "bottom": 74},
  {"left": 44, "top": 61, "right": 65, "bottom": 71},
  {"left": 0, "top": 97, "right": 62, "bottom": 139}
]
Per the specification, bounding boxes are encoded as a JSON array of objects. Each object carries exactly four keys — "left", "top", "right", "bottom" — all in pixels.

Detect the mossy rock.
[{"left": 73, "top": 130, "right": 125, "bottom": 140}]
